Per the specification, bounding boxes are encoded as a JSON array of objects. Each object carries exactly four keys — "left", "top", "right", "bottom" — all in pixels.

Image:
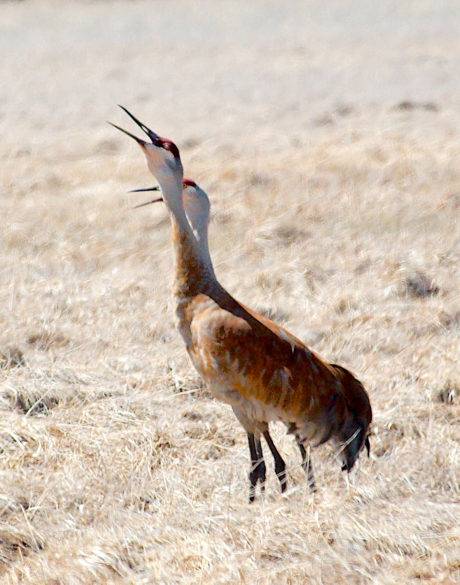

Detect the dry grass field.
[{"left": 0, "top": 1, "right": 459, "bottom": 583}]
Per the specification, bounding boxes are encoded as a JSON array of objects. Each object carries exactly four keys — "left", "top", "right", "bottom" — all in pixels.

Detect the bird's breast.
[{"left": 174, "top": 293, "right": 215, "bottom": 350}]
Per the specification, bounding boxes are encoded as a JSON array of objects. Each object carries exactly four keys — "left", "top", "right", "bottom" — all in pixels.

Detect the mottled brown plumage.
[{"left": 112, "top": 106, "right": 373, "bottom": 501}]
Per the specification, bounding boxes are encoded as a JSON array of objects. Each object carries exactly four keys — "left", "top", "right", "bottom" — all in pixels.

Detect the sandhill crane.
[
  {"left": 132, "top": 179, "right": 317, "bottom": 493},
  {"left": 110, "top": 106, "right": 373, "bottom": 502}
]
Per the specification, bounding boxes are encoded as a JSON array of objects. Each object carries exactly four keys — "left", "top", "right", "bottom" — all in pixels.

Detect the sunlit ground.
[{"left": 0, "top": 1, "right": 459, "bottom": 583}]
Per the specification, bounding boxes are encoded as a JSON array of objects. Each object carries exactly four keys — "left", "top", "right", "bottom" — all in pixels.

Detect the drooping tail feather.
[
  {"left": 330, "top": 364, "right": 372, "bottom": 425},
  {"left": 330, "top": 364, "right": 373, "bottom": 468}
]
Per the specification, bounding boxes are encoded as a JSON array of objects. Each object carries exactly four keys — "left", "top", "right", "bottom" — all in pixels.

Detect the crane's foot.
[{"left": 248, "top": 458, "right": 266, "bottom": 503}]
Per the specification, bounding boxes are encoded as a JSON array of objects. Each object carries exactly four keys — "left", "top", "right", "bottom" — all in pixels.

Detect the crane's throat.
[{"left": 171, "top": 216, "right": 215, "bottom": 297}]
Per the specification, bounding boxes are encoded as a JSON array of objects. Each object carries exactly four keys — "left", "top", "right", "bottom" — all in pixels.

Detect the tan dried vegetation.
[{"left": 0, "top": 1, "right": 459, "bottom": 583}]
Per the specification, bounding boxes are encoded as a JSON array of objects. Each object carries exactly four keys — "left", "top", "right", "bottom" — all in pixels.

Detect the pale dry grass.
[{"left": 0, "top": 1, "right": 459, "bottom": 583}]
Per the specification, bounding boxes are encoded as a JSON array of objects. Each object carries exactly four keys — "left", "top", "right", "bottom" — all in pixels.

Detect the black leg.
[
  {"left": 247, "top": 433, "right": 266, "bottom": 503},
  {"left": 298, "top": 443, "right": 316, "bottom": 492},
  {"left": 263, "top": 430, "right": 287, "bottom": 493},
  {"left": 255, "top": 437, "right": 266, "bottom": 493}
]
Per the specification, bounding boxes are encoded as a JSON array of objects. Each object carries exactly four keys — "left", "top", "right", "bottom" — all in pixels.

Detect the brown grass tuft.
[
  {"left": 403, "top": 271, "right": 440, "bottom": 298},
  {"left": 0, "top": 348, "right": 25, "bottom": 370}
]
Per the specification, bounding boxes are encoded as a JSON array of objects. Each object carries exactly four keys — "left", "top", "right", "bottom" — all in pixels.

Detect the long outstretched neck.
[
  {"left": 159, "top": 174, "right": 216, "bottom": 297},
  {"left": 189, "top": 216, "right": 216, "bottom": 282}
]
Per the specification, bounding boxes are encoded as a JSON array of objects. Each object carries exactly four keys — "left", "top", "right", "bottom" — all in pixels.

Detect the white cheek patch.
[
  {"left": 164, "top": 150, "right": 177, "bottom": 169},
  {"left": 144, "top": 147, "right": 162, "bottom": 171},
  {"left": 144, "top": 145, "right": 175, "bottom": 167}
]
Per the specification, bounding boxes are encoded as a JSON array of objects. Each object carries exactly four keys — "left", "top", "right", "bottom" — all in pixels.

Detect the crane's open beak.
[
  {"left": 129, "top": 185, "right": 164, "bottom": 209},
  {"left": 118, "top": 106, "right": 160, "bottom": 142},
  {"left": 108, "top": 105, "right": 161, "bottom": 148},
  {"left": 108, "top": 121, "right": 147, "bottom": 146},
  {"left": 108, "top": 105, "right": 161, "bottom": 147}
]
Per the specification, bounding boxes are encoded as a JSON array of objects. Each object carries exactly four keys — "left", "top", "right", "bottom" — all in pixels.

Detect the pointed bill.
[
  {"left": 108, "top": 122, "right": 147, "bottom": 146},
  {"left": 133, "top": 197, "right": 163, "bottom": 209},
  {"left": 128, "top": 186, "right": 161, "bottom": 193},
  {"left": 118, "top": 105, "right": 160, "bottom": 143}
]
